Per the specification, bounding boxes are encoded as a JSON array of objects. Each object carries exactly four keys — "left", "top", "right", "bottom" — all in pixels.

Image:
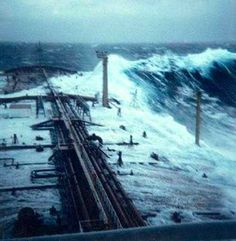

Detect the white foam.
[
  {"left": 133, "top": 48, "right": 236, "bottom": 78},
  {"left": 49, "top": 53, "right": 236, "bottom": 224}
]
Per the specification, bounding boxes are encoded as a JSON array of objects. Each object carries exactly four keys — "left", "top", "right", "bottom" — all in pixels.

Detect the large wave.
[
  {"left": 127, "top": 48, "right": 236, "bottom": 107},
  {"left": 50, "top": 48, "right": 236, "bottom": 224},
  {"left": 52, "top": 48, "right": 236, "bottom": 160},
  {"left": 124, "top": 48, "right": 236, "bottom": 159},
  {"left": 2, "top": 44, "right": 236, "bottom": 226}
]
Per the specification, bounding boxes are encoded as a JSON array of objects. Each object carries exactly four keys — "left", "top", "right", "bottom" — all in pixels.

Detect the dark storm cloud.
[{"left": 0, "top": 0, "right": 235, "bottom": 43}]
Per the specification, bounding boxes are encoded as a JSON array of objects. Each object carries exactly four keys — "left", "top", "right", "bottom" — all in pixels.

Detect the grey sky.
[{"left": 0, "top": 0, "right": 235, "bottom": 43}]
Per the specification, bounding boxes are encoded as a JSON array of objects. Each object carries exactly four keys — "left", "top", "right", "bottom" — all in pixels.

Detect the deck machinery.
[{"left": 0, "top": 65, "right": 145, "bottom": 234}]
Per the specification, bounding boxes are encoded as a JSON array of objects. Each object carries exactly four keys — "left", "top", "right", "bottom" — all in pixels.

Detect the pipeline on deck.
[{"left": 41, "top": 68, "right": 146, "bottom": 231}]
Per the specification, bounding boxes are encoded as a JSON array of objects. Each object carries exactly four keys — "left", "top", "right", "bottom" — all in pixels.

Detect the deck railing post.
[{"left": 195, "top": 91, "right": 202, "bottom": 146}]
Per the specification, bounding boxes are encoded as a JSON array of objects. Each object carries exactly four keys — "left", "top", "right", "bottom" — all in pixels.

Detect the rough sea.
[{"left": 0, "top": 42, "right": 236, "bottom": 234}]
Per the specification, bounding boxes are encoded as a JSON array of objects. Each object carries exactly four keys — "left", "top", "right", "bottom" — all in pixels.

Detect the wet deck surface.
[{"left": 0, "top": 100, "right": 62, "bottom": 238}]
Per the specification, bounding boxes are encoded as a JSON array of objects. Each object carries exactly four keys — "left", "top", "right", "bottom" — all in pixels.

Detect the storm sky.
[{"left": 0, "top": 0, "right": 235, "bottom": 43}]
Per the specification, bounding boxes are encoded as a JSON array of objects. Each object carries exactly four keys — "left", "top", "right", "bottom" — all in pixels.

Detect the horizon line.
[{"left": 0, "top": 40, "right": 236, "bottom": 45}]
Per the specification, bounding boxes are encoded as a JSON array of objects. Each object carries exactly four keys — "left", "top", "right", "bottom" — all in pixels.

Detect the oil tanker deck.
[{"left": 0, "top": 64, "right": 145, "bottom": 238}]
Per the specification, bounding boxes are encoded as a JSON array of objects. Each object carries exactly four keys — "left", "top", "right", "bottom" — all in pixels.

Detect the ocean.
[
  {"left": 1, "top": 42, "right": 235, "bottom": 156},
  {"left": 0, "top": 42, "right": 236, "bottom": 232}
]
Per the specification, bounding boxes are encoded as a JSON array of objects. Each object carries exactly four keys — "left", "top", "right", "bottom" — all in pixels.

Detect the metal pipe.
[{"left": 8, "top": 221, "right": 236, "bottom": 241}]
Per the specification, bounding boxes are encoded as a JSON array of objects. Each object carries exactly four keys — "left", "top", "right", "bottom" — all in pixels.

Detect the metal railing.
[{"left": 8, "top": 221, "right": 236, "bottom": 241}]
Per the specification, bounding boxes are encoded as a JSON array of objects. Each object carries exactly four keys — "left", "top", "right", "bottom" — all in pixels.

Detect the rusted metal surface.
[
  {"left": 0, "top": 94, "right": 96, "bottom": 103},
  {"left": 38, "top": 68, "right": 146, "bottom": 231}
]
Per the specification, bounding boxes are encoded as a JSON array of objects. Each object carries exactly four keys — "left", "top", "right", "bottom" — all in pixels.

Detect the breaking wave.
[
  {"left": 50, "top": 47, "right": 236, "bottom": 224},
  {"left": 124, "top": 48, "right": 236, "bottom": 159},
  {"left": 127, "top": 48, "right": 236, "bottom": 108},
  {"left": 52, "top": 48, "right": 236, "bottom": 161}
]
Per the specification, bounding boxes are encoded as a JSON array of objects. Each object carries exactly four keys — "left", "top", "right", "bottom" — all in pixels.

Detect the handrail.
[{"left": 8, "top": 221, "right": 236, "bottom": 241}]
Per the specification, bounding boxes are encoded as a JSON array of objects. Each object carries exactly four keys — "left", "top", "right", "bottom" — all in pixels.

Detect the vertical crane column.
[
  {"left": 102, "top": 55, "right": 109, "bottom": 107},
  {"left": 96, "top": 51, "right": 109, "bottom": 107}
]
